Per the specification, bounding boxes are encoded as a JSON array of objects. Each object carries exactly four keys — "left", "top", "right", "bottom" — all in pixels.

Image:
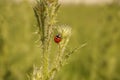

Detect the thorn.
[{"left": 80, "top": 43, "right": 87, "bottom": 49}]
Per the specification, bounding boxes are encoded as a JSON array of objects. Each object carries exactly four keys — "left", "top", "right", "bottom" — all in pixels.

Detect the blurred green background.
[{"left": 0, "top": 0, "right": 120, "bottom": 80}]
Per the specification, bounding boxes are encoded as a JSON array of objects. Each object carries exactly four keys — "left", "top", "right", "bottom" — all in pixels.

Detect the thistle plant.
[{"left": 29, "top": 0, "right": 85, "bottom": 80}]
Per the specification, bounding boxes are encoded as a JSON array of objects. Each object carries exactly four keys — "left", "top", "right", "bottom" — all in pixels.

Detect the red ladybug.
[{"left": 54, "top": 34, "right": 62, "bottom": 43}]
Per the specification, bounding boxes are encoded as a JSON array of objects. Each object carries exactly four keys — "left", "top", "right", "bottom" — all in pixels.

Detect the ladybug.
[{"left": 54, "top": 34, "right": 62, "bottom": 43}]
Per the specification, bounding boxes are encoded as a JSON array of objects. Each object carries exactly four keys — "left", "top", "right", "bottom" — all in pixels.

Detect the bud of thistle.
[{"left": 57, "top": 25, "right": 72, "bottom": 39}]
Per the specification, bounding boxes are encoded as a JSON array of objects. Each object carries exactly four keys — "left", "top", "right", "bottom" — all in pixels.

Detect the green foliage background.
[{"left": 0, "top": 0, "right": 120, "bottom": 80}]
